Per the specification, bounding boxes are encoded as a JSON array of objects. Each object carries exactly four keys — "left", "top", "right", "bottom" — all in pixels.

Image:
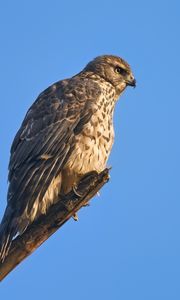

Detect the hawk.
[{"left": 0, "top": 55, "right": 136, "bottom": 261}]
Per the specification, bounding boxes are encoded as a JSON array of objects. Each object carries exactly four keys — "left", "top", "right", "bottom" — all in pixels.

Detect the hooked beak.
[
  {"left": 126, "top": 78, "right": 136, "bottom": 88},
  {"left": 125, "top": 73, "right": 136, "bottom": 88}
]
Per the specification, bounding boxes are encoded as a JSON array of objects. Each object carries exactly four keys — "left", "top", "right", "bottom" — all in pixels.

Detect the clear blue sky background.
[{"left": 0, "top": 1, "right": 179, "bottom": 299}]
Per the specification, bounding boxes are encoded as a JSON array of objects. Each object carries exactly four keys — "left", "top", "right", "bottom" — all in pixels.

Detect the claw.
[
  {"left": 72, "top": 185, "right": 83, "bottom": 197},
  {"left": 72, "top": 213, "right": 78, "bottom": 221},
  {"left": 83, "top": 202, "right": 90, "bottom": 207},
  {"left": 97, "top": 191, "right": 100, "bottom": 197}
]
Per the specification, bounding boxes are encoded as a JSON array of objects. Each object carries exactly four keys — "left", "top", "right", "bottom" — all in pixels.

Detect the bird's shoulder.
[
  {"left": 9, "top": 75, "right": 102, "bottom": 165},
  {"left": 22, "top": 74, "right": 102, "bottom": 127}
]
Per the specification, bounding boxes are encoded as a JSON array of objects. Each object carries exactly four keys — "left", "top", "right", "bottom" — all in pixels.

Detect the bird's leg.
[
  {"left": 72, "top": 170, "right": 99, "bottom": 198},
  {"left": 72, "top": 170, "right": 100, "bottom": 214}
]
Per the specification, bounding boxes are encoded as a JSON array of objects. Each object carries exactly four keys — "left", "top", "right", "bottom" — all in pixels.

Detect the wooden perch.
[{"left": 0, "top": 168, "right": 110, "bottom": 281}]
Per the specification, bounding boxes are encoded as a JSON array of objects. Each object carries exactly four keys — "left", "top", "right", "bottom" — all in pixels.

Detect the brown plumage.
[{"left": 0, "top": 55, "right": 136, "bottom": 261}]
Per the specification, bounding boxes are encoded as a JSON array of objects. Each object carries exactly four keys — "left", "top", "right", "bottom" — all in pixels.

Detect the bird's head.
[{"left": 83, "top": 55, "right": 136, "bottom": 96}]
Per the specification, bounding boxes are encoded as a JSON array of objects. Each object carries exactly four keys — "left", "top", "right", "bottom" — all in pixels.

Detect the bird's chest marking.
[{"left": 66, "top": 91, "right": 115, "bottom": 174}]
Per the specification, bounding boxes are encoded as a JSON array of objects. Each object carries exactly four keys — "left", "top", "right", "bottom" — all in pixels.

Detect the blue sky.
[{"left": 0, "top": 0, "right": 179, "bottom": 299}]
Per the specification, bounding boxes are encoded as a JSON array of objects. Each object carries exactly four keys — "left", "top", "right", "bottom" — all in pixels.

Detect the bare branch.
[{"left": 0, "top": 168, "right": 110, "bottom": 281}]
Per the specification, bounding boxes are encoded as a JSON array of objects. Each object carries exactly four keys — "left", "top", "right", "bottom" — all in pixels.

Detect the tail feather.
[
  {"left": 0, "top": 232, "right": 11, "bottom": 262},
  {"left": 0, "top": 218, "right": 16, "bottom": 262}
]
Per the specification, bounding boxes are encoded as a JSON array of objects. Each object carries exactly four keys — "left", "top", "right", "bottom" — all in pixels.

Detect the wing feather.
[
  {"left": 6, "top": 77, "right": 100, "bottom": 222},
  {"left": 0, "top": 75, "right": 101, "bottom": 261}
]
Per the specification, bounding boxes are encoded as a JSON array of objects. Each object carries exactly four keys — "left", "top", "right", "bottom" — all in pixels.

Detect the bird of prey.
[{"left": 0, "top": 55, "right": 136, "bottom": 261}]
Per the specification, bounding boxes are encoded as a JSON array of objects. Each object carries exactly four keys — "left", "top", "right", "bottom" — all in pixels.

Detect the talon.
[
  {"left": 83, "top": 202, "right": 90, "bottom": 207},
  {"left": 72, "top": 213, "right": 78, "bottom": 221},
  {"left": 97, "top": 192, "right": 100, "bottom": 197},
  {"left": 72, "top": 185, "right": 83, "bottom": 197}
]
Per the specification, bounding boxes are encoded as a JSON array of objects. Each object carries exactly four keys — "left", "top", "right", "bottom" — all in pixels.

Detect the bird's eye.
[{"left": 115, "top": 66, "right": 127, "bottom": 76}]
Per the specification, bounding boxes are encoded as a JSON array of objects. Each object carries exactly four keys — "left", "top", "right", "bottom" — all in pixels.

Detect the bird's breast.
[{"left": 65, "top": 101, "right": 115, "bottom": 175}]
